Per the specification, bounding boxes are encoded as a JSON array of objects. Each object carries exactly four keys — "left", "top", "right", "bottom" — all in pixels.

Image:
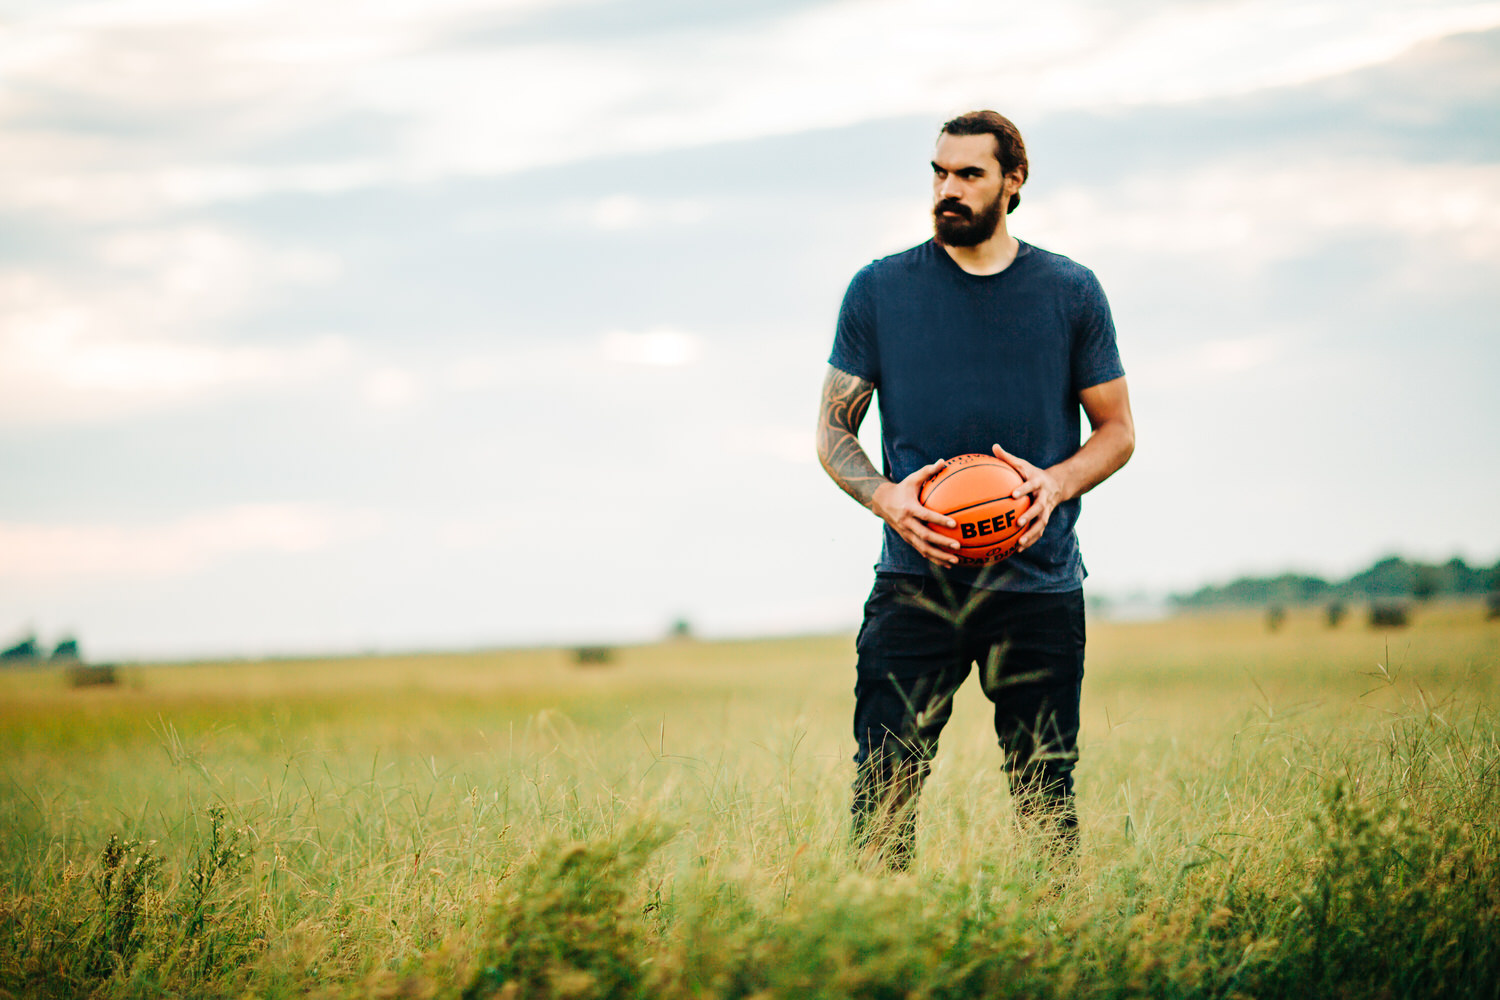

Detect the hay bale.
[
  {"left": 572, "top": 646, "right": 615, "bottom": 667},
  {"left": 67, "top": 664, "right": 118, "bottom": 687}
]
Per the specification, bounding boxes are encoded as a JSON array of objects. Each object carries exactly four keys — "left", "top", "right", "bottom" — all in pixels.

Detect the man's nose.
[{"left": 938, "top": 176, "right": 962, "bottom": 200}]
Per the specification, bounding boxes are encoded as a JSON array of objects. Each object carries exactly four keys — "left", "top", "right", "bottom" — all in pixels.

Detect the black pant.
[{"left": 851, "top": 573, "right": 1086, "bottom": 871}]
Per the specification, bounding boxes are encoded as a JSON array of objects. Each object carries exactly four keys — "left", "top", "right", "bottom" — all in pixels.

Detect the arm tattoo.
[{"left": 817, "top": 367, "right": 886, "bottom": 508}]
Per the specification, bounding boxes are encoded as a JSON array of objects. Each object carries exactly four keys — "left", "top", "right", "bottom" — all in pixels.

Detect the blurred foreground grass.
[{"left": 1, "top": 603, "right": 1497, "bottom": 998}]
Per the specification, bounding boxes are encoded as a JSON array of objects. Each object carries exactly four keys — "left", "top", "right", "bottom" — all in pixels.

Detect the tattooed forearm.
[{"left": 817, "top": 366, "right": 887, "bottom": 508}]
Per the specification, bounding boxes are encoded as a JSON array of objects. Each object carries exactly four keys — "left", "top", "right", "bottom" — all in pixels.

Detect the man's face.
[{"left": 931, "top": 132, "right": 1020, "bottom": 247}]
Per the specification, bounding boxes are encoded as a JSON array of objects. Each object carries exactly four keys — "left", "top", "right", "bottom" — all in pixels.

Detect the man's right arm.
[
  {"left": 816, "top": 365, "right": 960, "bottom": 565},
  {"left": 816, "top": 366, "right": 883, "bottom": 506}
]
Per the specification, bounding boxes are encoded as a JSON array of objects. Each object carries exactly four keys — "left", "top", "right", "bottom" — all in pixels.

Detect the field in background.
[{"left": 2, "top": 604, "right": 1497, "bottom": 998}]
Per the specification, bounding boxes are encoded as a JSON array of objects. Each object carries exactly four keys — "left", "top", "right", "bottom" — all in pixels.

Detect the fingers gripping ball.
[{"left": 918, "top": 454, "right": 1032, "bottom": 565}]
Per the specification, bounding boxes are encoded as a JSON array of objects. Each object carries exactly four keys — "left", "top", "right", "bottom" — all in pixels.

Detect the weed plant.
[{"left": 0, "top": 611, "right": 1496, "bottom": 998}]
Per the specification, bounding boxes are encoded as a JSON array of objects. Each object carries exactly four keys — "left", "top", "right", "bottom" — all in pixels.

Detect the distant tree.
[
  {"left": 667, "top": 618, "right": 694, "bottom": 641},
  {"left": 1344, "top": 556, "right": 1415, "bottom": 599},
  {"left": 1, "top": 635, "right": 40, "bottom": 662},
  {"left": 1411, "top": 565, "right": 1441, "bottom": 603},
  {"left": 1173, "top": 573, "right": 1330, "bottom": 609},
  {"left": 1265, "top": 605, "right": 1286, "bottom": 632},
  {"left": 1487, "top": 593, "right": 1500, "bottom": 621},
  {"left": 1290, "top": 575, "right": 1331, "bottom": 602},
  {"left": 1173, "top": 554, "right": 1500, "bottom": 610},
  {"left": 1325, "top": 601, "right": 1347, "bottom": 628},
  {"left": 51, "top": 637, "right": 81, "bottom": 661},
  {"left": 1437, "top": 556, "right": 1486, "bottom": 594}
]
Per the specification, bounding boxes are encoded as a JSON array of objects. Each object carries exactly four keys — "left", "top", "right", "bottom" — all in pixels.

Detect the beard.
[{"left": 933, "top": 193, "right": 1004, "bottom": 247}]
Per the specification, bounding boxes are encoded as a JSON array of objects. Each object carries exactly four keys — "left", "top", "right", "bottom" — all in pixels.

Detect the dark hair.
[{"left": 940, "top": 110, "right": 1028, "bottom": 213}]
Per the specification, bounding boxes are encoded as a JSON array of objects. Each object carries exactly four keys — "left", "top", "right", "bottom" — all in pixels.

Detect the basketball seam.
[
  {"left": 923, "top": 462, "right": 1023, "bottom": 514},
  {"left": 940, "top": 496, "right": 1027, "bottom": 518}
]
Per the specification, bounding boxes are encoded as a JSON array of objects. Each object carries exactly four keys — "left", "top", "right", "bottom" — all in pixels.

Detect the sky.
[{"left": 2, "top": 0, "right": 1499, "bottom": 659}]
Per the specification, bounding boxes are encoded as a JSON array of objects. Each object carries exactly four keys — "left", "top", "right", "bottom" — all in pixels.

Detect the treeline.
[{"left": 1173, "top": 555, "right": 1500, "bottom": 609}]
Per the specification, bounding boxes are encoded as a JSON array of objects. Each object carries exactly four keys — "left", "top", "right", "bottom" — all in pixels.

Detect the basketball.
[{"left": 918, "top": 454, "right": 1032, "bottom": 565}]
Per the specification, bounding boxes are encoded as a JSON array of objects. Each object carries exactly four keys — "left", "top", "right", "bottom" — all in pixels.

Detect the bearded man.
[{"left": 816, "top": 110, "right": 1135, "bottom": 873}]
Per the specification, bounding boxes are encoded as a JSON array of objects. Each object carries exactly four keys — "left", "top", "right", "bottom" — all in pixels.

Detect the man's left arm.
[{"left": 992, "top": 375, "right": 1135, "bottom": 552}]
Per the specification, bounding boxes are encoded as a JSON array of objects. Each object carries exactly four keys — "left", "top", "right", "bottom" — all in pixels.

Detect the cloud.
[
  {"left": 1005, "top": 0, "right": 1500, "bottom": 107},
  {"left": 1020, "top": 159, "right": 1500, "bottom": 270},
  {"left": 572, "top": 194, "right": 709, "bottom": 231},
  {"left": 0, "top": 504, "right": 383, "bottom": 583},
  {"left": 600, "top": 328, "right": 702, "bottom": 366},
  {"left": 1132, "top": 334, "right": 1286, "bottom": 389},
  {"left": 350, "top": 0, "right": 1500, "bottom": 181},
  {"left": 433, "top": 517, "right": 508, "bottom": 550},
  {"left": 0, "top": 0, "right": 586, "bottom": 218},
  {"left": 0, "top": 225, "right": 347, "bottom": 424},
  {"left": 360, "top": 367, "right": 424, "bottom": 408},
  {"left": 726, "top": 424, "right": 815, "bottom": 464},
  {"left": 7, "top": 0, "right": 1497, "bottom": 218}
]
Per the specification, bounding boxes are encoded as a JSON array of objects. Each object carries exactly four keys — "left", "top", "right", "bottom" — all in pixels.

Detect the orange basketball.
[{"left": 918, "top": 454, "right": 1032, "bottom": 566}]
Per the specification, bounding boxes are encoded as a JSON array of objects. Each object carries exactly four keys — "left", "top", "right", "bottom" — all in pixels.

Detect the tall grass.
[{"left": 1, "top": 610, "right": 1496, "bottom": 998}]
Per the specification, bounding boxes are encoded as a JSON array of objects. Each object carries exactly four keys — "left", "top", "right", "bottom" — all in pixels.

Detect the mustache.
[{"left": 934, "top": 199, "right": 972, "bottom": 220}]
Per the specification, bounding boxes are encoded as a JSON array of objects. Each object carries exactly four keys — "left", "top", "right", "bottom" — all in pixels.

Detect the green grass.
[{"left": 1, "top": 604, "right": 1497, "bottom": 998}]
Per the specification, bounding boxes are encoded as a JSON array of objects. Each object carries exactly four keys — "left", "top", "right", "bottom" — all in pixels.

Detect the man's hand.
[
  {"left": 870, "top": 461, "right": 961, "bottom": 566},
  {"left": 992, "top": 444, "right": 1065, "bottom": 552},
  {"left": 988, "top": 377, "right": 1136, "bottom": 553}
]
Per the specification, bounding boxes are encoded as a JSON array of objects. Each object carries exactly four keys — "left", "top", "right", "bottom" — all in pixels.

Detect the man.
[{"left": 816, "top": 110, "right": 1134, "bottom": 873}]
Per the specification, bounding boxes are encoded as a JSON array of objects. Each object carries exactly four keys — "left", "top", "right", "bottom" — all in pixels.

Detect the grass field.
[{"left": 2, "top": 604, "right": 1498, "bottom": 999}]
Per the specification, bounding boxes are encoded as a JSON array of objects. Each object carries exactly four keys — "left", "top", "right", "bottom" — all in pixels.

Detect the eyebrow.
[{"left": 931, "top": 161, "right": 987, "bottom": 175}]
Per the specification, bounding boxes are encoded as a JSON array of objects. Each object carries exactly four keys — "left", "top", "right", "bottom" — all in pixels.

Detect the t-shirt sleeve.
[
  {"left": 1070, "top": 267, "right": 1125, "bottom": 393},
  {"left": 828, "top": 264, "right": 880, "bottom": 385}
]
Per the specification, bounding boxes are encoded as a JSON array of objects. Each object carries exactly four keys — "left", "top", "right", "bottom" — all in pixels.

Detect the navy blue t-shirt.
[{"left": 829, "top": 238, "right": 1125, "bottom": 592}]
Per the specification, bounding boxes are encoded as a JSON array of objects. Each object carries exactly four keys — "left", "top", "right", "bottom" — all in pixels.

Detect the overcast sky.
[{"left": 3, "top": 0, "right": 1499, "bottom": 659}]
